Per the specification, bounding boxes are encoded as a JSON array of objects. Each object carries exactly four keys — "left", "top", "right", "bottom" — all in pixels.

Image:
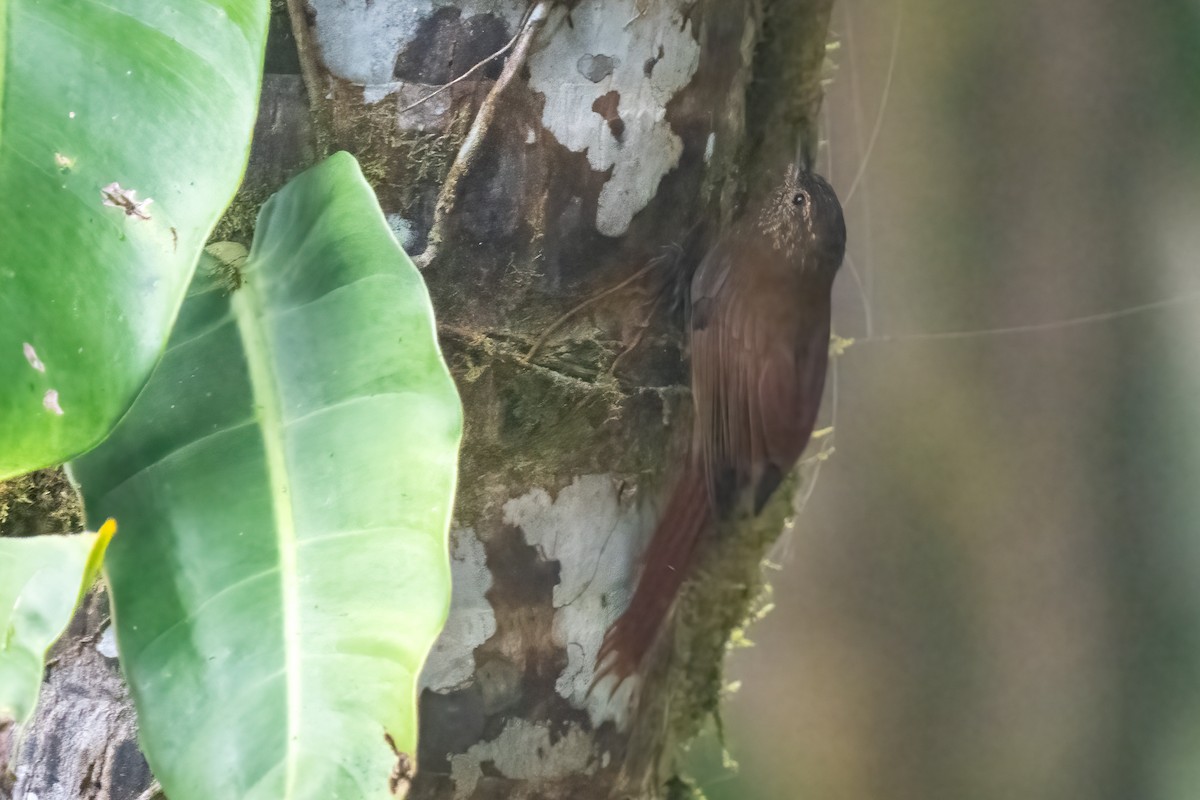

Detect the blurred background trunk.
[{"left": 4, "top": 2, "right": 838, "bottom": 799}]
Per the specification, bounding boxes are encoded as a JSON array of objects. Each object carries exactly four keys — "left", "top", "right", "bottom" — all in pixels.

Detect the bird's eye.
[{"left": 792, "top": 192, "right": 807, "bottom": 207}]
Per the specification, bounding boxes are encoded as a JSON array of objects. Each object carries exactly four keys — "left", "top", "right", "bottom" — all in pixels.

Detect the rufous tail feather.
[{"left": 593, "top": 464, "right": 711, "bottom": 689}]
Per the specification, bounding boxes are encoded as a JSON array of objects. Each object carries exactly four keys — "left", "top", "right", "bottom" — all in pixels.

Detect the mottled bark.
[
  {"left": 10, "top": 592, "right": 152, "bottom": 800},
  {"left": 6, "top": 1, "right": 836, "bottom": 798},
  {"left": 0, "top": 472, "right": 155, "bottom": 800}
]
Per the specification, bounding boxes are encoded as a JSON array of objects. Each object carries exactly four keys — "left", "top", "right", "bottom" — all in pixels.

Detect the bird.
[{"left": 594, "top": 162, "right": 846, "bottom": 687}]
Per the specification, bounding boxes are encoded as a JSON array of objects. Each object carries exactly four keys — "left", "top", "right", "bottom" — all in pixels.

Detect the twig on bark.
[
  {"left": 414, "top": 0, "right": 554, "bottom": 270},
  {"left": 606, "top": 301, "right": 659, "bottom": 378},
  {"left": 284, "top": 0, "right": 330, "bottom": 114},
  {"left": 522, "top": 260, "right": 660, "bottom": 363}
]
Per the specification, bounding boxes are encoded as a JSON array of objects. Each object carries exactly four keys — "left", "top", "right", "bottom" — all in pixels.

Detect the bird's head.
[{"left": 756, "top": 166, "right": 847, "bottom": 274}]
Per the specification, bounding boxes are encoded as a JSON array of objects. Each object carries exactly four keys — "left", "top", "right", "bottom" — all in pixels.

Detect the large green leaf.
[
  {"left": 0, "top": 520, "right": 115, "bottom": 726},
  {"left": 0, "top": 0, "right": 269, "bottom": 478},
  {"left": 72, "top": 153, "right": 462, "bottom": 800}
]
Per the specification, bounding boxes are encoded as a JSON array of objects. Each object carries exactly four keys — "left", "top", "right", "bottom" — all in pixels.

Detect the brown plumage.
[{"left": 595, "top": 166, "right": 846, "bottom": 686}]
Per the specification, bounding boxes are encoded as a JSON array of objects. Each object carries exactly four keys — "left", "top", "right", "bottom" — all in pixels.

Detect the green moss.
[
  {"left": 211, "top": 73, "right": 473, "bottom": 249},
  {"left": 0, "top": 468, "right": 83, "bottom": 538},
  {"left": 326, "top": 89, "right": 470, "bottom": 215},
  {"left": 746, "top": 0, "right": 837, "bottom": 174},
  {"left": 210, "top": 184, "right": 273, "bottom": 246},
  {"left": 439, "top": 322, "right": 681, "bottom": 522}
]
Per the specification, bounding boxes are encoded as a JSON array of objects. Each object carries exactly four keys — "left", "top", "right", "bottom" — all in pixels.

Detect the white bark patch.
[
  {"left": 527, "top": 0, "right": 700, "bottom": 237},
  {"left": 306, "top": 0, "right": 525, "bottom": 88},
  {"left": 448, "top": 718, "right": 595, "bottom": 799},
  {"left": 420, "top": 527, "right": 496, "bottom": 693},
  {"left": 386, "top": 213, "right": 418, "bottom": 250},
  {"left": 503, "top": 475, "right": 653, "bottom": 728},
  {"left": 96, "top": 626, "right": 118, "bottom": 659}
]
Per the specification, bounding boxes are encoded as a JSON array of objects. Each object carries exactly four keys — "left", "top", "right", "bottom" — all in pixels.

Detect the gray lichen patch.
[
  {"left": 527, "top": 0, "right": 701, "bottom": 237},
  {"left": 421, "top": 527, "right": 497, "bottom": 693},
  {"left": 577, "top": 53, "right": 618, "bottom": 83},
  {"left": 503, "top": 475, "right": 655, "bottom": 727},
  {"left": 448, "top": 718, "right": 597, "bottom": 799},
  {"left": 305, "top": 0, "right": 525, "bottom": 88}
]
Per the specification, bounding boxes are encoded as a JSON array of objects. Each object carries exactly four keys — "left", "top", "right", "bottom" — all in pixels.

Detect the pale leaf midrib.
[
  {"left": 1, "top": 0, "right": 10, "bottom": 157},
  {"left": 231, "top": 281, "right": 301, "bottom": 798}
]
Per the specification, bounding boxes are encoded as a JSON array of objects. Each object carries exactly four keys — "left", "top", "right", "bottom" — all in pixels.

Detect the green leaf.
[
  {"left": 0, "top": 0, "right": 269, "bottom": 479},
  {"left": 1, "top": 521, "right": 115, "bottom": 726},
  {"left": 72, "top": 153, "right": 462, "bottom": 799}
]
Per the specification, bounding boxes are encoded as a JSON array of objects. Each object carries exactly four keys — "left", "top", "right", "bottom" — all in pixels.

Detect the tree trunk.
[{"left": 4, "top": 2, "right": 836, "bottom": 798}]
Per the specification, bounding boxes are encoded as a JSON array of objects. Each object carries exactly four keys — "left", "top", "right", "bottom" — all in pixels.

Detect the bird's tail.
[{"left": 594, "top": 464, "right": 712, "bottom": 688}]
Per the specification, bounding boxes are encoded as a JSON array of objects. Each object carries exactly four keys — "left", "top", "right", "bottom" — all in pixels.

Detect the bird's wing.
[{"left": 690, "top": 245, "right": 831, "bottom": 514}]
